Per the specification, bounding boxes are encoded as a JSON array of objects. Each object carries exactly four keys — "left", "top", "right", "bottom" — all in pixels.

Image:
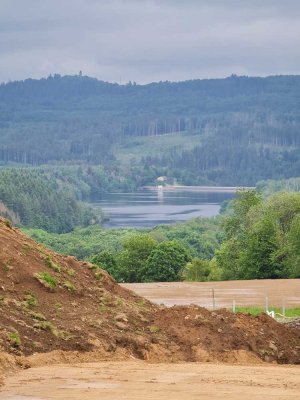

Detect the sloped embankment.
[{"left": 0, "top": 217, "right": 299, "bottom": 376}]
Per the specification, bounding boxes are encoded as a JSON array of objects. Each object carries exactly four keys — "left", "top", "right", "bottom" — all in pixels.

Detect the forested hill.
[{"left": 1, "top": 74, "right": 300, "bottom": 185}]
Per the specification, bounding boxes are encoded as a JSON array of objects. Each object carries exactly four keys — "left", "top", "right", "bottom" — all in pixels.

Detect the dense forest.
[
  {"left": 24, "top": 216, "right": 221, "bottom": 261},
  {"left": 0, "top": 168, "right": 105, "bottom": 232},
  {"left": 1, "top": 74, "right": 300, "bottom": 185}
]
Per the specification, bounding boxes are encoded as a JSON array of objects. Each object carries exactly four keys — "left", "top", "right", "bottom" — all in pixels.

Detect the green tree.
[
  {"left": 239, "top": 213, "right": 281, "bottom": 279},
  {"left": 117, "top": 234, "right": 158, "bottom": 282},
  {"left": 143, "top": 240, "right": 191, "bottom": 282},
  {"left": 283, "top": 215, "right": 300, "bottom": 277},
  {"left": 215, "top": 191, "right": 300, "bottom": 280},
  {"left": 223, "top": 189, "right": 262, "bottom": 239},
  {"left": 181, "top": 258, "right": 211, "bottom": 281}
]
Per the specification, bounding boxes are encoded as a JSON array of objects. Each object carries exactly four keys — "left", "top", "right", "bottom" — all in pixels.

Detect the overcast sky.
[{"left": 1, "top": 0, "right": 300, "bottom": 84}]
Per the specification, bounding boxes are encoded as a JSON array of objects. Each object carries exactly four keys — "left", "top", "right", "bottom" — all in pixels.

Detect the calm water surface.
[{"left": 90, "top": 187, "right": 235, "bottom": 228}]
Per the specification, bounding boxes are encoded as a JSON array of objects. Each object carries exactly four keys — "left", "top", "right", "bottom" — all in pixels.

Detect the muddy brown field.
[
  {"left": 122, "top": 279, "right": 300, "bottom": 309},
  {"left": 1, "top": 361, "right": 300, "bottom": 400}
]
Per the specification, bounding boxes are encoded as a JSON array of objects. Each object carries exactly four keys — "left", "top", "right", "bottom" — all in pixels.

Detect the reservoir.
[{"left": 90, "top": 187, "right": 236, "bottom": 228}]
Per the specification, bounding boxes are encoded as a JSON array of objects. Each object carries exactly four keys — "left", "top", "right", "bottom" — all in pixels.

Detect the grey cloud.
[{"left": 0, "top": 0, "right": 299, "bottom": 83}]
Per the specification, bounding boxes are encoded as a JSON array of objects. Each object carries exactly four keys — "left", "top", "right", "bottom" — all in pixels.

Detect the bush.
[
  {"left": 143, "top": 240, "right": 191, "bottom": 282},
  {"left": 181, "top": 258, "right": 211, "bottom": 281}
]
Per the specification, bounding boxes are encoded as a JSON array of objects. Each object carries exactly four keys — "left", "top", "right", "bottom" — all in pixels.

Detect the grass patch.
[
  {"left": 45, "top": 256, "right": 61, "bottom": 273},
  {"left": 23, "top": 292, "right": 38, "bottom": 308},
  {"left": 27, "top": 310, "right": 46, "bottom": 321},
  {"left": 34, "top": 321, "right": 71, "bottom": 340},
  {"left": 149, "top": 325, "right": 160, "bottom": 333},
  {"left": 234, "top": 307, "right": 300, "bottom": 318},
  {"left": 34, "top": 272, "right": 58, "bottom": 289},
  {"left": 94, "top": 271, "right": 103, "bottom": 281},
  {"left": 63, "top": 281, "right": 76, "bottom": 292},
  {"left": 64, "top": 267, "right": 76, "bottom": 277},
  {"left": 90, "top": 264, "right": 104, "bottom": 281},
  {"left": 7, "top": 332, "right": 21, "bottom": 347}
]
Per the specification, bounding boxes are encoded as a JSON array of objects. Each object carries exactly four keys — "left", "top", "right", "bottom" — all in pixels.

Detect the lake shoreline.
[
  {"left": 142, "top": 185, "right": 255, "bottom": 193},
  {"left": 89, "top": 188, "right": 235, "bottom": 229}
]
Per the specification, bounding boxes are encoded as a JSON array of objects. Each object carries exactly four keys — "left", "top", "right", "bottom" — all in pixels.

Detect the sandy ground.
[
  {"left": 1, "top": 361, "right": 300, "bottom": 400},
  {"left": 122, "top": 279, "right": 300, "bottom": 309}
]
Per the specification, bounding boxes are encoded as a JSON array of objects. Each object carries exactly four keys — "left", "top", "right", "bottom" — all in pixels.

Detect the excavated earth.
[{"left": 0, "top": 217, "right": 300, "bottom": 386}]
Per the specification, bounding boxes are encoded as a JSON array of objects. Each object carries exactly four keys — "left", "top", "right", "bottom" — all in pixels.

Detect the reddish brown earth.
[{"left": 0, "top": 217, "right": 300, "bottom": 388}]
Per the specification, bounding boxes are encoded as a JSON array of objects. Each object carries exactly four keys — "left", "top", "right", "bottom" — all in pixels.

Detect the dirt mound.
[
  {"left": 151, "top": 307, "right": 300, "bottom": 364},
  {"left": 0, "top": 217, "right": 299, "bottom": 373},
  {"left": 279, "top": 317, "right": 300, "bottom": 329}
]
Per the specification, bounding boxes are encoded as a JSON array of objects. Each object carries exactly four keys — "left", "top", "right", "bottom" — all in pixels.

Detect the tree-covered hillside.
[
  {"left": 0, "top": 166, "right": 107, "bottom": 232},
  {"left": 0, "top": 164, "right": 154, "bottom": 232},
  {"left": 1, "top": 74, "right": 300, "bottom": 185}
]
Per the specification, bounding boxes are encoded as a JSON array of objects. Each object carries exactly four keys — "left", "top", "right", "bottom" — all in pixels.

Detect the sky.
[{"left": 0, "top": 0, "right": 300, "bottom": 84}]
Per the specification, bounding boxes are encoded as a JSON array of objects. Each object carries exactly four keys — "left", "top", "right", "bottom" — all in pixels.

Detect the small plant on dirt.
[
  {"left": 34, "top": 272, "right": 58, "bottom": 289},
  {"left": 37, "top": 244, "right": 48, "bottom": 256},
  {"left": 136, "top": 299, "right": 147, "bottom": 309},
  {"left": 2, "top": 264, "right": 10, "bottom": 272},
  {"left": 23, "top": 292, "right": 38, "bottom": 308},
  {"left": 27, "top": 310, "right": 46, "bottom": 321},
  {"left": 89, "top": 264, "right": 104, "bottom": 281},
  {"left": 98, "top": 297, "right": 111, "bottom": 313},
  {"left": 34, "top": 321, "right": 71, "bottom": 340},
  {"left": 149, "top": 325, "right": 160, "bottom": 333},
  {"left": 63, "top": 281, "right": 76, "bottom": 293},
  {"left": 89, "top": 264, "right": 98, "bottom": 272},
  {"left": 95, "top": 271, "right": 103, "bottom": 281},
  {"left": 88, "top": 319, "right": 102, "bottom": 328},
  {"left": 21, "top": 243, "right": 32, "bottom": 255},
  {"left": 98, "top": 304, "right": 108, "bottom": 313},
  {"left": 55, "top": 302, "right": 63, "bottom": 311},
  {"left": 64, "top": 267, "right": 76, "bottom": 277},
  {"left": 45, "top": 256, "right": 61, "bottom": 273},
  {"left": 115, "top": 298, "right": 124, "bottom": 307},
  {"left": 7, "top": 332, "right": 21, "bottom": 347},
  {"left": 34, "top": 321, "right": 59, "bottom": 335},
  {"left": 258, "top": 348, "right": 273, "bottom": 357}
]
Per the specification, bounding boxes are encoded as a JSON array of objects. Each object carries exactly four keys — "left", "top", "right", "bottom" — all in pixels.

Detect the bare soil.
[
  {"left": 0, "top": 217, "right": 300, "bottom": 392},
  {"left": 1, "top": 361, "right": 300, "bottom": 400},
  {"left": 122, "top": 280, "right": 300, "bottom": 309}
]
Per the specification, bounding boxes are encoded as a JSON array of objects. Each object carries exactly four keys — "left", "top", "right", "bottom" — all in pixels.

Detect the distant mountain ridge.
[{"left": 0, "top": 74, "right": 299, "bottom": 185}]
